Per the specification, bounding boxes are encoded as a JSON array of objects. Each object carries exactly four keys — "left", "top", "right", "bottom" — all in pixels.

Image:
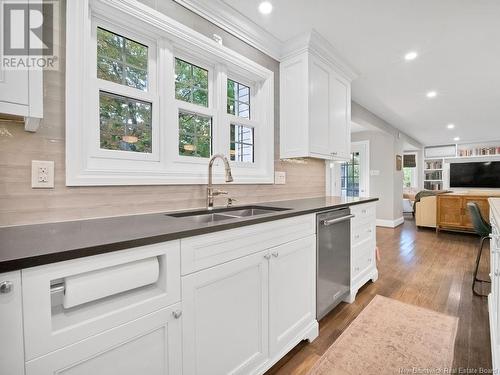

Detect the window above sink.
[{"left": 65, "top": 0, "right": 275, "bottom": 186}]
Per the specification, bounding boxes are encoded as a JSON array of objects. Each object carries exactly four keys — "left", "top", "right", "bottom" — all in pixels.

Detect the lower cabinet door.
[
  {"left": 25, "top": 303, "right": 182, "bottom": 375},
  {"left": 0, "top": 271, "right": 25, "bottom": 375},
  {"left": 269, "top": 235, "right": 316, "bottom": 356},
  {"left": 182, "top": 251, "right": 270, "bottom": 375}
]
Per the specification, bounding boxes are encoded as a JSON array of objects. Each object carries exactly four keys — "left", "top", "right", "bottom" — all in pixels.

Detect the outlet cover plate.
[
  {"left": 274, "top": 171, "right": 286, "bottom": 185},
  {"left": 32, "top": 160, "right": 55, "bottom": 188}
]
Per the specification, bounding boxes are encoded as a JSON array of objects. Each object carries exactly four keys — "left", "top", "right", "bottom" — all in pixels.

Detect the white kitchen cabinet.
[
  {"left": 489, "top": 199, "right": 500, "bottom": 372},
  {"left": 346, "top": 202, "right": 378, "bottom": 303},
  {"left": 280, "top": 30, "right": 355, "bottom": 161},
  {"left": 0, "top": 271, "right": 25, "bottom": 375},
  {"left": 22, "top": 240, "right": 181, "bottom": 360},
  {"left": 182, "top": 250, "right": 270, "bottom": 375},
  {"left": 0, "top": 54, "right": 43, "bottom": 132},
  {"left": 181, "top": 215, "right": 318, "bottom": 375},
  {"left": 268, "top": 235, "right": 316, "bottom": 357},
  {"left": 25, "top": 303, "right": 182, "bottom": 375}
]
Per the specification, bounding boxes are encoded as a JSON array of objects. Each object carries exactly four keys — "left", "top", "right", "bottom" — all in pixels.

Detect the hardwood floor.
[{"left": 265, "top": 215, "right": 492, "bottom": 374}]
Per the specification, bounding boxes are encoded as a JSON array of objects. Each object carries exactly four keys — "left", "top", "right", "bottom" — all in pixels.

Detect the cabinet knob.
[
  {"left": 495, "top": 270, "right": 500, "bottom": 277},
  {"left": 264, "top": 254, "right": 271, "bottom": 260},
  {"left": 332, "top": 152, "right": 338, "bottom": 156},
  {"left": 172, "top": 310, "right": 182, "bottom": 319},
  {"left": 272, "top": 252, "right": 279, "bottom": 258},
  {"left": 0, "top": 281, "right": 13, "bottom": 294}
]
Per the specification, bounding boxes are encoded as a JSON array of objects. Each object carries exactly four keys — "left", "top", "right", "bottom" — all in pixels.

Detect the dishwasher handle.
[{"left": 321, "top": 214, "right": 355, "bottom": 226}]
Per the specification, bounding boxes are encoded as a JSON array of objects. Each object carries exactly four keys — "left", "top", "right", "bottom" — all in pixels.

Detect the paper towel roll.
[{"left": 62, "top": 257, "right": 159, "bottom": 309}]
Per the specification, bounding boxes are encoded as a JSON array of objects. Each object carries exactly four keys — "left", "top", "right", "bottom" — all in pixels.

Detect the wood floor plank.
[{"left": 265, "top": 215, "right": 492, "bottom": 375}]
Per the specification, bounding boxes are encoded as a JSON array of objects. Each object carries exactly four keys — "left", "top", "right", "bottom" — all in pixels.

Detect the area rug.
[{"left": 308, "top": 295, "right": 459, "bottom": 375}]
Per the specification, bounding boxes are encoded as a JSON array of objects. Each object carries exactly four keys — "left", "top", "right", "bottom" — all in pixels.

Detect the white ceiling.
[{"left": 217, "top": 0, "right": 500, "bottom": 146}]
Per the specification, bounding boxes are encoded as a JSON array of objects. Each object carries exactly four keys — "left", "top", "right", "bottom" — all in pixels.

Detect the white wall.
[
  {"left": 351, "top": 131, "right": 401, "bottom": 224},
  {"left": 350, "top": 102, "right": 423, "bottom": 226}
]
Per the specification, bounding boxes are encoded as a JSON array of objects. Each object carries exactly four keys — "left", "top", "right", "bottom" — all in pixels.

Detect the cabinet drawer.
[
  {"left": 181, "top": 214, "right": 315, "bottom": 275},
  {"left": 351, "top": 221, "right": 375, "bottom": 247},
  {"left": 350, "top": 203, "right": 376, "bottom": 224},
  {"left": 22, "top": 240, "right": 181, "bottom": 360},
  {"left": 352, "top": 243, "right": 375, "bottom": 279},
  {"left": 25, "top": 303, "right": 182, "bottom": 375}
]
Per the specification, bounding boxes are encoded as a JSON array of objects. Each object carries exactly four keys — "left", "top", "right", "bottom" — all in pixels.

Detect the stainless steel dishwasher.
[{"left": 316, "top": 208, "right": 354, "bottom": 320}]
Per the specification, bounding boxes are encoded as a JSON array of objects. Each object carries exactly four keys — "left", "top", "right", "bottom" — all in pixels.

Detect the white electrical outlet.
[
  {"left": 274, "top": 171, "right": 286, "bottom": 185},
  {"left": 32, "top": 160, "right": 55, "bottom": 188}
]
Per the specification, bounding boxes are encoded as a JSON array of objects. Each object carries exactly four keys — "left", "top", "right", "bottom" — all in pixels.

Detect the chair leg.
[{"left": 472, "top": 236, "right": 490, "bottom": 297}]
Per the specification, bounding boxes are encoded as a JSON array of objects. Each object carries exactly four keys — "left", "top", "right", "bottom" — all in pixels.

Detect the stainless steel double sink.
[{"left": 166, "top": 206, "right": 290, "bottom": 223}]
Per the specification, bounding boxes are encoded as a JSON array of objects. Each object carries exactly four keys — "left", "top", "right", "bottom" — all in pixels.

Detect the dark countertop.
[{"left": 0, "top": 196, "right": 378, "bottom": 272}]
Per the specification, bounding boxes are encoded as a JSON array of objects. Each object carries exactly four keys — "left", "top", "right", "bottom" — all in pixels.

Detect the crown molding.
[
  {"left": 281, "top": 30, "right": 358, "bottom": 81},
  {"left": 174, "top": 0, "right": 283, "bottom": 60}
]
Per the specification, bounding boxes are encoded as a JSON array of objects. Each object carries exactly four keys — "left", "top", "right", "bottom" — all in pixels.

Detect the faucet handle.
[
  {"left": 212, "top": 189, "right": 228, "bottom": 196},
  {"left": 227, "top": 197, "right": 238, "bottom": 207}
]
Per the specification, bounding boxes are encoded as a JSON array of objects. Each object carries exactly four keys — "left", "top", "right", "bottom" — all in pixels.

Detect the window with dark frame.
[
  {"left": 227, "top": 79, "right": 250, "bottom": 119},
  {"left": 341, "top": 152, "right": 360, "bottom": 197},
  {"left": 230, "top": 124, "right": 254, "bottom": 162}
]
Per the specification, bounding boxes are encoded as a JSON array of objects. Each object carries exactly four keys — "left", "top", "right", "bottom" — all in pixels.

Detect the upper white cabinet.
[
  {"left": 280, "top": 31, "right": 356, "bottom": 161},
  {"left": 0, "top": 65, "right": 43, "bottom": 132}
]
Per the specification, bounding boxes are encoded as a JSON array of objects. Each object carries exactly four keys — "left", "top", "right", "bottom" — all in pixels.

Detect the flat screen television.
[{"left": 450, "top": 161, "right": 500, "bottom": 188}]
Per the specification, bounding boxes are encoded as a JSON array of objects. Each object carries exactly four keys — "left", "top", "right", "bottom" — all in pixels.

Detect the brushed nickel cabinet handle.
[
  {"left": 264, "top": 254, "right": 271, "bottom": 260},
  {"left": 172, "top": 310, "right": 182, "bottom": 319},
  {"left": 0, "top": 281, "right": 13, "bottom": 294},
  {"left": 272, "top": 252, "right": 279, "bottom": 257}
]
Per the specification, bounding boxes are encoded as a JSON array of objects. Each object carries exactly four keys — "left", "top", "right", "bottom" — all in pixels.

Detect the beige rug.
[{"left": 308, "top": 295, "right": 459, "bottom": 375}]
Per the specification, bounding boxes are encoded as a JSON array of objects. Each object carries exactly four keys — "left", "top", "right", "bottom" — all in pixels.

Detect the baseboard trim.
[{"left": 376, "top": 217, "right": 404, "bottom": 228}]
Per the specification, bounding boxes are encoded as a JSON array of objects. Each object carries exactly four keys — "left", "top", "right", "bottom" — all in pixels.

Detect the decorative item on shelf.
[
  {"left": 424, "top": 160, "right": 443, "bottom": 170},
  {"left": 457, "top": 145, "right": 500, "bottom": 157},
  {"left": 396, "top": 155, "right": 402, "bottom": 171}
]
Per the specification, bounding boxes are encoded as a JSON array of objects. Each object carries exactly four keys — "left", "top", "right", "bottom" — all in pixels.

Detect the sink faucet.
[{"left": 207, "top": 154, "right": 233, "bottom": 210}]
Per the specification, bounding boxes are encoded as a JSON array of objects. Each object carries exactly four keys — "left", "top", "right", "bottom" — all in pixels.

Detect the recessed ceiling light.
[
  {"left": 454, "top": 136, "right": 460, "bottom": 141},
  {"left": 404, "top": 51, "right": 418, "bottom": 61},
  {"left": 258, "top": 1, "right": 273, "bottom": 14},
  {"left": 426, "top": 91, "right": 437, "bottom": 98},
  {"left": 447, "top": 123, "right": 455, "bottom": 129}
]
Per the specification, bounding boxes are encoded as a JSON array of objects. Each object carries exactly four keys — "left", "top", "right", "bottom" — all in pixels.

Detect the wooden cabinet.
[
  {"left": 280, "top": 31, "right": 355, "bottom": 161},
  {"left": 0, "top": 271, "right": 25, "bottom": 375},
  {"left": 25, "top": 303, "right": 182, "bottom": 375},
  {"left": 437, "top": 193, "right": 496, "bottom": 232}
]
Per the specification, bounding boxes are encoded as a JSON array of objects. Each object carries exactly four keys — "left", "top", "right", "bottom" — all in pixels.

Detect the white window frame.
[
  {"left": 66, "top": 0, "right": 274, "bottom": 185},
  {"left": 89, "top": 18, "right": 160, "bottom": 162},
  {"left": 403, "top": 152, "right": 419, "bottom": 189}
]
